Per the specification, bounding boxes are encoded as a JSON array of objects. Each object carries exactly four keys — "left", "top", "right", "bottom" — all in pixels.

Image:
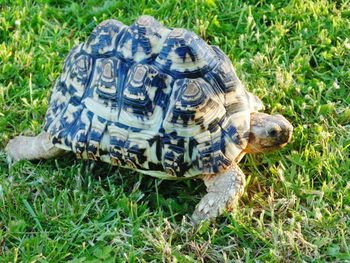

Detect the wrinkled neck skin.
[{"left": 244, "top": 112, "right": 293, "bottom": 154}]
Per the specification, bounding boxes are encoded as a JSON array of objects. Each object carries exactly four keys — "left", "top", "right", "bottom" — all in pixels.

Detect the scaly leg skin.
[
  {"left": 5, "top": 131, "right": 65, "bottom": 164},
  {"left": 191, "top": 163, "right": 246, "bottom": 224}
]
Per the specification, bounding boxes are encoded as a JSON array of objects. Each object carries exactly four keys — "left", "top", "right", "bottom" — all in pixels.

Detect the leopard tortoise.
[{"left": 5, "top": 15, "right": 293, "bottom": 223}]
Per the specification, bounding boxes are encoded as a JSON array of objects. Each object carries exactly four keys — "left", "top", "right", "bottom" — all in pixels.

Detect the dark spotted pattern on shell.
[{"left": 44, "top": 16, "right": 263, "bottom": 178}]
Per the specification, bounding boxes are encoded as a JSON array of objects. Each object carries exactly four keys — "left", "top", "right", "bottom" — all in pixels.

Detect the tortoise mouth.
[
  {"left": 261, "top": 142, "right": 287, "bottom": 151},
  {"left": 261, "top": 130, "right": 293, "bottom": 150}
]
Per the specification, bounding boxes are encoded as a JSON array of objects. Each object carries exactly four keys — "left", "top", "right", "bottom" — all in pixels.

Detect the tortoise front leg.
[
  {"left": 5, "top": 131, "right": 65, "bottom": 163},
  {"left": 192, "top": 163, "right": 246, "bottom": 224}
]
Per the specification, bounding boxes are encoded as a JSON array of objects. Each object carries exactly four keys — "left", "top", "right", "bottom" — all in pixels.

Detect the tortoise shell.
[{"left": 43, "top": 16, "right": 263, "bottom": 178}]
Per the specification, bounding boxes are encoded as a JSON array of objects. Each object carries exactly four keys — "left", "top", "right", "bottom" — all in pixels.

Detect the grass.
[{"left": 0, "top": 0, "right": 349, "bottom": 261}]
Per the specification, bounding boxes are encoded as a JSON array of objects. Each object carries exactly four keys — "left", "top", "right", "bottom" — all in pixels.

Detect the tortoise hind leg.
[
  {"left": 191, "top": 163, "right": 246, "bottom": 224},
  {"left": 5, "top": 131, "right": 65, "bottom": 163}
]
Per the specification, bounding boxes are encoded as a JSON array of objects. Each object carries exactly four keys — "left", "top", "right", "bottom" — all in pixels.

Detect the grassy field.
[{"left": 1, "top": 0, "right": 349, "bottom": 261}]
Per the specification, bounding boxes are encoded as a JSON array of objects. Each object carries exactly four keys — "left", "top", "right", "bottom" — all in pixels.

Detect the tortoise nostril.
[{"left": 281, "top": 130, "right": 292, "bottom": 144}]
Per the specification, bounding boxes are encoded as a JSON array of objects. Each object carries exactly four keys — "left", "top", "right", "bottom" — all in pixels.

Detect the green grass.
[{"left": 1, "top": 0, "right": 350, "bottom": 261}]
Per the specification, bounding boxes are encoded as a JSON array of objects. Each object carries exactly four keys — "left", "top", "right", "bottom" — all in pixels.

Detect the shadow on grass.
[{"left": 33, "top": 153, "right": 205, "bottom": 222}]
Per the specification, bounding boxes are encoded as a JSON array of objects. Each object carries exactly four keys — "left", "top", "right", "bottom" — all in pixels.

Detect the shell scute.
[
  {"left": 163, "top": 78, "right": 226, "bottom": 139},
  {"left": 90, "top": 58, "right": 120, "bottom": 103},
  {"left": 161, "top": 133, "right": 188, "bottom": 176},
  {"left": 119, "top": 64, "right": 169, "bottom": 129},
  {"left": 83, "top": 19, "right": 126, "bottom": 56},
  {"left": 155, "top": 29, "right": 217, "bottom": 76},
  {"left": 86, "top": 114, "right": 108, "bottom": 159},
  {"left": 117, "top": 15, "right": 171, "bottom": 63}
]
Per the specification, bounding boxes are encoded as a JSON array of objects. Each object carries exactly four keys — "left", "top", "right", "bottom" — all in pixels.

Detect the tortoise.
[{"left": 5, "top": 16, "right": 293, "bottom": 223}]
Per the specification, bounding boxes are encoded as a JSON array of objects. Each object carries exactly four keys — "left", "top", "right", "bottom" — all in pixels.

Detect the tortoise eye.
[{"left": 269, "top": 129, "right": 278, "bottom": 136}]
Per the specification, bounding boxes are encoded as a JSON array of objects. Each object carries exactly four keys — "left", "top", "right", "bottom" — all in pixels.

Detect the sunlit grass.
[{"left": 1, "top": 0, "right": 349, "bottom": 261}]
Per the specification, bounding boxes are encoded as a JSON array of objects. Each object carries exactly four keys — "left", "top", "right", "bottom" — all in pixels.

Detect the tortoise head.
[{"left": 245, "top": 112, "right": 293, "bottom": 153}]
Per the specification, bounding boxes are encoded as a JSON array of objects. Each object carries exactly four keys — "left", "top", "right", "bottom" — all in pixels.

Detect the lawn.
[{"left": 0, "top": 0, "right": 349, "bottom": 261}]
